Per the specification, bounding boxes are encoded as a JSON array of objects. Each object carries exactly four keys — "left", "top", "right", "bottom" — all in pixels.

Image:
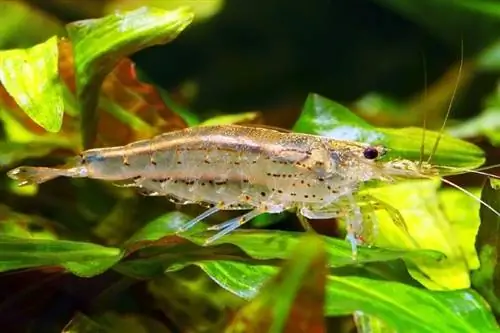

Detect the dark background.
[{"left": 28, "top": 0, "right": 500, "bottom": 130}]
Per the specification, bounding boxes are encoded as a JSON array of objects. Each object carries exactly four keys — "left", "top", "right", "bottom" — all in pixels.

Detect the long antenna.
[
  {"left": 418, "top": 50, "right": 428, "bottom": 168},
  {"left": 427, "top": 38, "right": 464, "bottom": 164}
]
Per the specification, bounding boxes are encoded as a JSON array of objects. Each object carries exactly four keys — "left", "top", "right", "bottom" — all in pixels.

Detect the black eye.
[{"left": 363, "top": 147, "right": 379, "bottom": 160}]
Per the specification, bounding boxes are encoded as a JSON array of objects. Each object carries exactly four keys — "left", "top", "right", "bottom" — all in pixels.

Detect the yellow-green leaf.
[{"left": 0, "top": 36, "right": 64, "bottom": 132}]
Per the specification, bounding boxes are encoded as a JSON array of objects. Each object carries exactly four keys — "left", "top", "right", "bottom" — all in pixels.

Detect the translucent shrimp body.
[{"left": 7, "top": 125, "right": 430, "bottom": 255}]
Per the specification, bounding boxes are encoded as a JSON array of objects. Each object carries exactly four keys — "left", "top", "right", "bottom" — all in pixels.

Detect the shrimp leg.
[
  {"left": 176, "top": 206, "right": 221, "bottom": 233},
  {"left": 297, "top": 213, "right": 313, "bottom": 231},
  {"left": 299, "top": 205, "right": 361, "bottom": 259},
  {"left": 204, "top": 208, "right": 264, "bottom": 245}
]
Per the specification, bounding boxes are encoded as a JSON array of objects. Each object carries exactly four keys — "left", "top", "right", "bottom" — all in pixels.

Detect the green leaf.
[
  {"left": 293, "top": 93, "right": 485, "bottom": 169},
  {"left": 224, "top": 234, "right": 327, "bottom": 333},
  {"left": 122, "top": 211, "right": 443, "bottom": 265},
  {"left": 379, "top": 127, "right": 485, "bottom": 169},
  {"left": 200, "top": 111, "right": 262, "bottom": 126},
  {"left": 0, "top": 36, "right": 64, "bottom": 132},
  {"left": 66, "top": 6, "right": 194, "bottom": 148},
  {"left": 471, "top": 178, "right": 500, "bottom": 315},
  {"left": 185, "top": 230, "right": 444, "bottom": 265},
  {"left": 0, "top": 235, "right": 123, "bottom": 277},
  {"left": 199, "top": 261, "right": 500, "bottom": 333},
  {"left": 108, "top": 0, "right": 224, "bottom": 22},
  {"left": 363, "top": 179, "right": 478, "bottom": 290},
  {"left": 439, "top": 187, "right": 482, "bottom": 269},
  {"left": 293, "top": 93, "right": 380, "bottom": 142}
]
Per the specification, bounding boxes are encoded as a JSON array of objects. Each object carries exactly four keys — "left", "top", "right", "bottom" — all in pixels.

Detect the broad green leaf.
[
  {"left": 121, "top": 212, "right": 443, "bottom": 269},
  {"left": 199, "top": 261, "right": 500, "bottom": 333},
  {"left": 0, "top": 36, "right": 64, "bottom": 132},
  {"left": 471, "top": 178, "right": 500, "bottom": 315},
  {"left": 224, "top": 234, "right": 326, "bottom": 333},
  {"left": 363, "top": 179, "right": 478, "bottom": 290},
  {"left": 379, "top": 127, "right": 485, "bottom": 169},
  {"left": 66, "top": 6, "right": 194, "bottom": 148},
  {"left": 0, "top": 235, "right": 123, "bottom": 277},
  {"left": 293, "top": 93, "right": 381, "bottom": 142},
  {"left": 293, "top": 93, "right": 485, "bottom": 169},
  {"left": 185, "top": 230, "right": 444, "bottom": 265}
]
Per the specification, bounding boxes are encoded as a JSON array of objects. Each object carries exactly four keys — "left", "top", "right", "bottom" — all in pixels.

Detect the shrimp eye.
[{"left": 363, "top": 147, "right": 379, "bottom": 160}]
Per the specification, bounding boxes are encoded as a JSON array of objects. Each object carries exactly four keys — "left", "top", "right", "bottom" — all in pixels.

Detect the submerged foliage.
[{"left": 1, "top": 2, "right": 500, "bottom": 333}]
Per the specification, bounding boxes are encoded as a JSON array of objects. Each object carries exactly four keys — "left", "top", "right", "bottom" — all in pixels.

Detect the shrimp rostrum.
[{"left": 7, "top": 125, "right": 444, "bottom": 255}]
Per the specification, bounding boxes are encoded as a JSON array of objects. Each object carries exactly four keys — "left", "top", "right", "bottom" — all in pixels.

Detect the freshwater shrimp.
[{"left": 7, "top": 124, "right": 429, "bottom": 255}]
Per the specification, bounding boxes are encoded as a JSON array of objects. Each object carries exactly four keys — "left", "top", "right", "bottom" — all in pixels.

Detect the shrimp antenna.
[
  {"left": 476, "top": 163, "right": 500, "bottom": 173},
  {"left": 418, "top": 50, "right": 428, "bottom": 168},
  {"left": 427, "top": 38, "right": 464, "bottom": 164},
  {"left": 437, "top": 165, "right": 500, "bottom": 179},
  {"left": 440, "top": 177, "right": 500, "bottom": 218}
]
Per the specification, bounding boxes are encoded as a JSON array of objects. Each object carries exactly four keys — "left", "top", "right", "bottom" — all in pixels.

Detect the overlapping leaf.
[
  {"left": 0, "top": 36, "right": 64, "bottom": 132},
  {"left": 66, "top": 6, "right": 193, "bottom": 148},
  {"left": 1, "top": 7, "right": 192, "bottom": 155},
  {"left": 0, "top": 236, "right": 123, "bottom": 277},
  {"left": 116, "top": 212, "right": 443, "bottom": 277},
  {"left": 362, "top": 179, "right": 480, "bottom": 290},
  {"left": 293, "top": 93, "right": 485, "bottom": 169},
  {"left": 0, "top": 210, "right": 443, "bottom": 278},
  {"left": 199, "top": 260, "right": 499, "bottom": 333}
]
